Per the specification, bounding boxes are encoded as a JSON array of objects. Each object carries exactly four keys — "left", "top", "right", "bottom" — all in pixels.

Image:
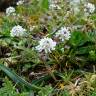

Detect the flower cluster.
[
  {"left": 84, "top": 3, "right": 95, "bottom": 14},
  {"left": 49, "top": 4, "right": 61, "bottom": 10},
  {"left": 70, "top": 0, "right": 85, "bottom": 14},
  {"left": 36, "top": 37, "right": 56, "bottom": 53},
  {"left": 10, "top": 25, "right": 26, "bottom": 37},
  {"left": 6, "top": 6, "right": 16, "bottom": 16},
  {"left": 55, "top": 27, "right": 71, "bottom": 41},
  {"left": 17, "top": 0, "right": 24, "bottom": 5},
  {"left": 49, "top": 0, "right": 61, "bottom": 10},
  {"left": 70, "top": 0, "right": 81, "bottom": 6}
]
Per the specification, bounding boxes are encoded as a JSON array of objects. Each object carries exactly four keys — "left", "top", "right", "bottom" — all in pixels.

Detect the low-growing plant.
[{"left": 0, "top": 0, "right": 96, "bottom": 96}]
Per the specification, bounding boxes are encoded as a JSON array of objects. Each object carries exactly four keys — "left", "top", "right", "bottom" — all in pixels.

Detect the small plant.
[
  {"left": 0, "top": 0, "right": 96, "bottom": 96},
  {"left": 0, "top": 78, "right": 30, "bottom": 96}
]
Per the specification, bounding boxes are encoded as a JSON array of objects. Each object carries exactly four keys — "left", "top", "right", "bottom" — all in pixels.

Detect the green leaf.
[
  {"left": 31, "top": 74, "right": 51, "bottom": 85},
  {"left": 86, "top": 31, "right": 96, "bottom": 42},
  {"left": 76, "top": 45, "right": 96, "bottom": 55},
  {"left": 0, "top": 78, "right": 30, "bottom": 96},
  {"left": 0, "top": 64, "right": 40, "bottom": 90},
  {"left": 38, "top": 85, "right": 53, "bottom": 96},
  {"left": 70, "top": 31, "right": 87, "bottom": 47},
  {"left": 39, "top": 0, "right": 49, "bottom": 11}
]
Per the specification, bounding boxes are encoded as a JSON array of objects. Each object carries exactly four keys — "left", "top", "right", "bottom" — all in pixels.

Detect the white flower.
[
  {"left": 70, "top": 0, "right": 86, "bottom": 14},
  {"left": 10, "top": 25, "right": 26, "bottom": 37},
  {"left": 17, "top": 0, "right": 24, "bottom": 5},
  {"left": 6, "top": 6, "right": 16, "bottom": 16},
  {"left": 49, "top": 0, "right": 61, "bottom": 10},
  {"left": 70, "top": 0, "right": 85, "bottom": 5},
  {"left": 55, "top": 27, "right": 71, "bottom": 41},
  {"left": 49, "top": 4, "right": 61, "bottom": 10},
  {"left": 36, "top": 37, "right": 56, "bottom": 53},
  {"left": 84, "top": 3, "right": 95, "bottom": 13},
  {"left": 70, "top": 0, "right": 81, "bottom": 6}
]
